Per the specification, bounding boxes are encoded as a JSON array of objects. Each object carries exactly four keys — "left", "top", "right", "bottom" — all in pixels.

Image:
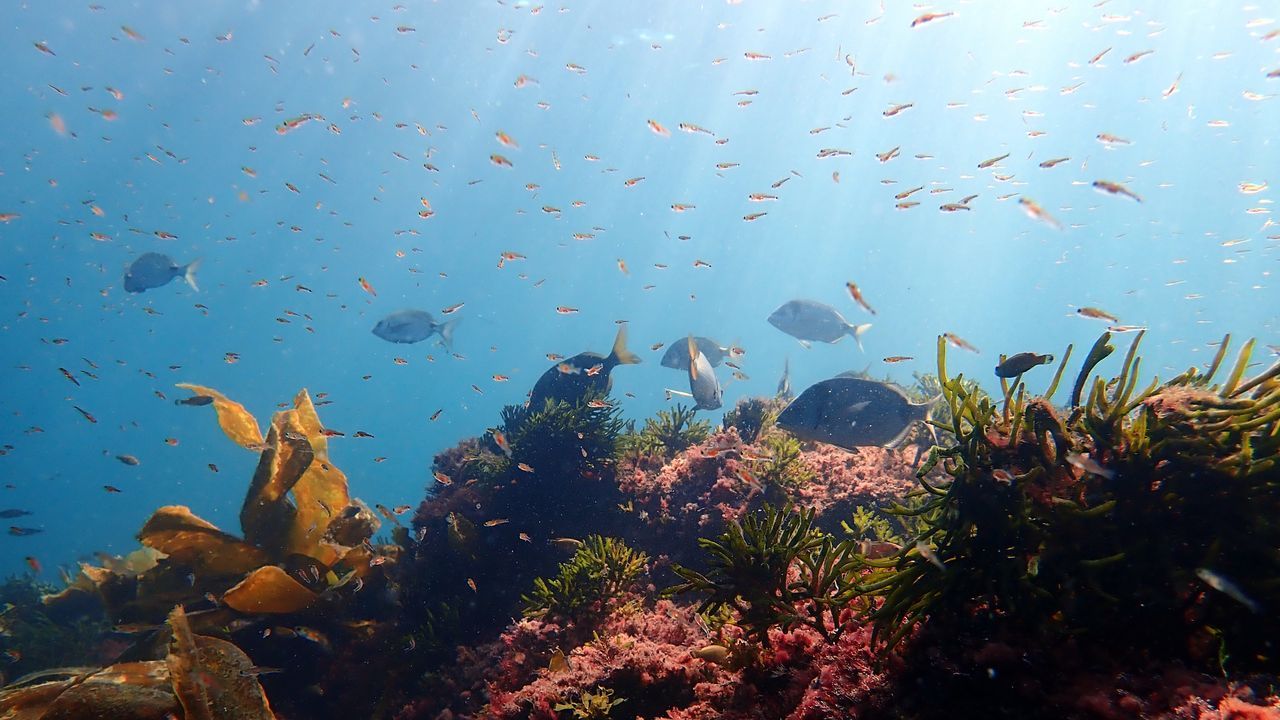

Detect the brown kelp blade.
[
  {"left": 0, "top": 662, "right": 176, "bottom": 720},
  {"left": 138, "top": 506, "right": 268, "bottom": 578},
  {"left": 221, "top": 565, "right": 317, "bottom": 614},
  {"left": 167, "top": 605, "right": 275, "bottom": 720},
  {"left": 283, "top": 390, "right": 356, "bottom": 564},
  {"left": 240, "top": 413, "right": 313, "bottom": 554},
  {"left": 176, "top": 383, "right": 265, "bottom": 450}
]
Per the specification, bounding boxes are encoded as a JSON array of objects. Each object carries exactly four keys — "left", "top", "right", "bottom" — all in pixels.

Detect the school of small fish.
[{"left": 0, "top": 3, "right": 1275, "bottom": 583}]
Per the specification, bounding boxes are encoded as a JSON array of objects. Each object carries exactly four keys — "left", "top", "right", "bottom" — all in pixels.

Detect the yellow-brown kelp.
[
  {"left": 863, "top": 332, "right": 1279, "bottom": 671},
  {"left": 48, "top": 385, "right": 382, "bottom": 621},
  {"left": 0, "top": 605, "right": 274, "bottom": 719}
]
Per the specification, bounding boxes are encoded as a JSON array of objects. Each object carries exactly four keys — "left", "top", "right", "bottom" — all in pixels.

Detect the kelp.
[
  {"left": 0, "top": 606, "right": 274, "bottom": 719},
  {"left": 59, "top": 385, "right": 381, "bottom": 621}
]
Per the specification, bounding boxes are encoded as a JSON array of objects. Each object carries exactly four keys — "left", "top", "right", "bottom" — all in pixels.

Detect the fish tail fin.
[
  {"left": 435, "top": 318, "right": 460, "bottom": 351},
  {"left": 183, "top": 259, "right": 202, "bottom": 292},
  {"left": 921, "top": 394, "right": 943, "bottom": 446},
  {"left": 850, "top": 323, "right": 872, "bottom": 352},
  {"left": 610, "top": 324, "right": 642, "bottom": 366},
  {"left": 686, "top": 335, "right": 698, "bottom": 381}
]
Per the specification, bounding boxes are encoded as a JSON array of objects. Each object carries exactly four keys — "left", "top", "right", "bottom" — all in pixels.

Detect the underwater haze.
[{"left": 0, "top": 0, "right": 1276, "bottom": 581}]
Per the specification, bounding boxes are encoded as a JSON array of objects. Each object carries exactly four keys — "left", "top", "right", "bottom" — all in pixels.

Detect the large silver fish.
[
  {"left": 777, "top": 376, "right": 933, "bottom": 449},
  {"left": 686, "top": 336, "right": 723, "bottom": 410},
  {"left": 528, "top": 325, "right": 641, "bottom": 408},
  {"left": 123, "top": 252, "right": 200, "bottom": 293},
  {"left": 767, "top": 299, "right": 871, "bottom": 350},
  {"left": 660, "top": 336, "right": 728, "bottom": 370},
  {"left": 372, "top": 309, "right": 457, "bottom": 349}
]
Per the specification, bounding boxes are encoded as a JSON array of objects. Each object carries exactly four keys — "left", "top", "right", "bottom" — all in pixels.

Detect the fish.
[
  {"left": 768, "top": 299, "right": 872, "bottom": 350},
  {"left": 777, "top": 357, "right": 792, "bottom": 399},
  {"left": 0, "top": 510, "right": 32, "bottom": 519},
  {"left": 777, "top": 377, "right": 935, "bottom": 450},
  {"left": 372, "top": 310, "right": 458, "bottom": 350},
  {"left": 845, "top": 281, "right": 876, "bottom": 315},
  {"left": 686, "top": 336, "right": 723, "bottom": 411},
  {"left": 1077, "top": 307, "right": 1119, "bottom": 323},
  {"left": 526, "top": 325, "right": 641, "bottom": 408},
  {"left": 1064, "top": 452, "right": 1115, "bottom": 480},
  {"left": 660, "top": 337, "right": 729, "bottom": 370},
  {"left": 977, "top": 152, "right": 1010, "bottom": 169},
  {"left": 995, "top": 352, "right": 1055, "bottom": 378},
  {"left": 1195, "top": 568, "right": 1261, "bottom": 614},
  {"left": 174, "top": 395, "right": 214, "bottom": 407},
  {"left": 8, "top": 527, "right": 43, "bottom": 537},
  {"left": 123, "top": 252, "right": 200, "bottom": 293},
  {"left": 1092, "top": 180, "right": 1142, "bottom": 202}
]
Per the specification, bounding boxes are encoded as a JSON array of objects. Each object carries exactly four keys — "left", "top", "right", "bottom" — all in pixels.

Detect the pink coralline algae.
[{"left": 616, "top": 427, "right": 922, "bottom": 534}]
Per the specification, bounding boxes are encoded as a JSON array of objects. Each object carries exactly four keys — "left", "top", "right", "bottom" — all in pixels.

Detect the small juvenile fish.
[
  {"left": 977, "top": 152, "right": 1010, "bottom": 169},
  {"left": 1077, "top": 306, "right": 1118, "bottom": 322},
  {"left": 174, "top": 395, "right": 214, "bottom": 406},
  {"left": 838, "top": 281, "right": 874, "bottom": 317},
  {"left": 1195, "top": 568, "right": 1260, "bottom": 614},
  {"left": 943, "top": 333, "right": 980, "bottom": 354},
  {"left": 882, "top": 356, "right": 914, "bottom": 364},
  {"left": 1065, "top": 452, "right": 1115, "bottom": 480},
  {"left": 1092, "top": 180, "right": 1142, "bottom": 202},
  {"left": 8, "top": 527, "right": 43, "bottom": 537},
  {"left": 1039, "top": 157, "right": 1070, "bottom": 168}
]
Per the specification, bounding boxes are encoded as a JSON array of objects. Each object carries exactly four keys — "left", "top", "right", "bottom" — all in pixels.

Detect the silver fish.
[
  {"left": 123, "top": 252, "right": 199, "bottom": 293},
  {"left": 686, "top": 336, "right": 723, "bottom": 410},
  {"left": 1195, "top": 567, "right": 1261, "bottom": 614},
  {"left": 661, "top": 337, "right": 728, "bottom": 370},
  {"left": 777, "top": 376, "right": 934, "bottom": 449},
  {"left": 372, "top": 309, "right": 457, "bottom": 349},
  {"left": 777, "top": 357, "right": 792, "bottom": 399},
  {"left": 768, "top": 299, "right": 871, "bottom": 350}
]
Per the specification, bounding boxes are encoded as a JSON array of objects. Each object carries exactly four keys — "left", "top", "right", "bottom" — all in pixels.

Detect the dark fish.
[
  {"left": 768, "top": 299, "right": 872, "bottom": 350},
  {"left": 686, "top": 337, "right": 723, "bottom": 410},
  {"left": 995, "top": 352, "right": 1054, "bottom": 378},
  {"left": 777, "top": 377, "right": 934, "bottom": 449},
  {"left": 8, "top": 527, "right": 43, "bottom": 537},
  {"left": 174, "top": 395, "right": 214, "bottom": 406},
  {"left": 0, "top": 509, "right": 32, "bottom": 519},
  {"left": 528, "top": 325, "right": 641, "bottom": 408},
  {"left": 660, "top": 337, "right": 728, "bottom": 370},
  {"left": 372, "top": 309, "right": 458, "bottom": 349},
  {"left": 123, "top": 252, "right": 200, "bottom": 293}
]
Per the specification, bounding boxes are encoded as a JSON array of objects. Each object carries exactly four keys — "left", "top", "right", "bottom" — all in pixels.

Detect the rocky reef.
[{"left": 3, "top": 333, "right": 1278, "bottom": 719}]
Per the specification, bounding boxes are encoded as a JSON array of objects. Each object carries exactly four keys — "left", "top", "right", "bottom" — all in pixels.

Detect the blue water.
[{"left": 0, "top": 1, "right": 1275, "bottom": 578}]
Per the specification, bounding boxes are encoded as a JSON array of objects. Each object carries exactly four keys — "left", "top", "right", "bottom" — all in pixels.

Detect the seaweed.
[
  {"left": 522, "top": 536, "right": 648, "bottom": 622},
  {"left": 554, "top": 686, "right": 626, "bottom": 719},
  {"left": 721, "top": 397, "right": 784, "bottom": 444},
  {"left": 617, "top": 405, "right": 711, "bottom": 458},
  {"left": 499, "top": 393, "right": 626, "bottom": 480},
  {"left": 755, "top": 434, "right": 814, "bottom": 489},
  {"left": 859, "top": 333, "right": 1280, "bottom": 671},
  {"left": 667, "top": 504, "right": 861, "bottom": 645}
]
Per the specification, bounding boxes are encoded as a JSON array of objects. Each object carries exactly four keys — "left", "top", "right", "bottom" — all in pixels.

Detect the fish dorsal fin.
[{"left": 687, "top": 336, "right": 698, "bottom": 381}]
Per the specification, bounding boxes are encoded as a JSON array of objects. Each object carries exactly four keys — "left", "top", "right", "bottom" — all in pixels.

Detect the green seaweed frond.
[
  {"left": 722, "top": 396, "right": 784, "bottom": 443},
  {"left": 554, "top": 686, "right": 625, "bottom": 719},
  {"left": 756, "top": 434, "right": 814, "bottom": 489},
  {"left": 498, "top": 392, "right": 626, "bottom": 479},
  {"left": 667, "top": 504, "right": 862, "bottom": 645},
  {"left": 619, "top": 404, "right": 712, "bottom": 458},
  {"left": 522, "top": 536, "right": 648, "bottom": 621}
]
